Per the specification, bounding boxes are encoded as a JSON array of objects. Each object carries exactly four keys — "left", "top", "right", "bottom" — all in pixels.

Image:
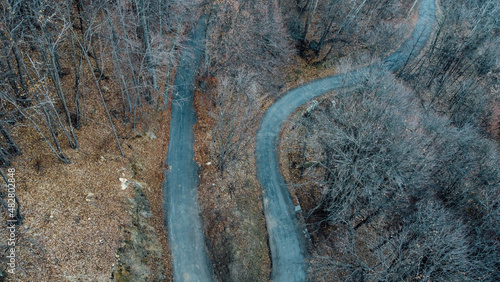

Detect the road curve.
[
  {"left": 163, "top": 16, "right": 214, "bottom": 282},
  {"left": 255, "top": 1, "right": 436, "bottom": 281}
]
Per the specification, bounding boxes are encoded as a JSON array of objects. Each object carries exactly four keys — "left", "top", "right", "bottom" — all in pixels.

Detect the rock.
[
  {"left": 85, "top": 192, "right": 95, "bottom": 202},
  {"left": 112, "top": 181, "right": 165, "bottom": 281},
  {"left": 146, "top": 130, "right": 157, "bottom": 140},
  {"left": 119, "top": 178, "right": 129, "bottom": 190}
]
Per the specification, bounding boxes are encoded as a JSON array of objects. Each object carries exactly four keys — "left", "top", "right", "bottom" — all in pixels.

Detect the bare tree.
[
  {"left": 311, "top": 200, "right": 473, "bottom": 281},
  {"left": 298, "top": 71, "right": 433, "bottom": 228},
  {"left": 291, "top": 70, "right": 500, "bottom": 281},
  {"left": 0, "top": 0, "right": 200, "bottom": 163},
  {"left": 280, "top": 0, "right": 412, "bottom": 61},
  {"left": 210, "top": 71, "right": 259, "bottom": 175},
  {"left": 205, "top": 0, "right": 292, "bottom": 95},
  {"left": 401, "top": 0, "right": 500, "bottom": 130}
]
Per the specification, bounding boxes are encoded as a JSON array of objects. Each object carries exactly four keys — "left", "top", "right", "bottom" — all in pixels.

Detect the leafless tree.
[
  {"left": 210, "top": 71, "right": 259, "bottom": 175},
  {"left": 0, "top": 0, "right": 200, "bottom": 163},
  {"left": 311, "top": 200, "right": 473, "bottom": 281},
  {"left": 292, "top": 70, "right": 500, "bottom": 280},
  {"left": 205, "top": 0, "right": 292, "bottom": 95},
  {"left": 401, "top": 0, "right": 500, "bottom": 129},
  {"left": 297, "top": 71, "right": 433, "bottom": 228},
  {"left": 280, "top": 0, "right": 412, "bottom": 61}
]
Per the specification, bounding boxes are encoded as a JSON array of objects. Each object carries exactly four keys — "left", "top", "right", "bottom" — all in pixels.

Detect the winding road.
[
  {"left": 255, "top": 0, "right": 436, "bottom": 280},
  {"left": 162, "top": 16, "right": 213, "bottom": 282}
]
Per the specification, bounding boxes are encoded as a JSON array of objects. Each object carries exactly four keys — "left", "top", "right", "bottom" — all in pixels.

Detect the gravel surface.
[{"left": 163, "top": 16, "right": 214, "bottom": 282}]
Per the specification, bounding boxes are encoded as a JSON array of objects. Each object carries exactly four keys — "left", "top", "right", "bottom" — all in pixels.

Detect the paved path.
[
  {"left": 255, "top": 1, "right": 436, "bottom": 281},
  {"left": 162, "top": 16, "right": 213, "bottom": 282}
]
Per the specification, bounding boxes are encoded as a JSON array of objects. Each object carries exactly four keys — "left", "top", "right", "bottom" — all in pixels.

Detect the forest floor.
[{"left": 1, "top": 55, "right": 173, "bottom": 280}]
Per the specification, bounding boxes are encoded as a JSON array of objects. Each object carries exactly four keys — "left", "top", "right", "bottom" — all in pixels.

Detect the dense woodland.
[
  {"left": 285, "top": 0, "right": 499, "bottom": 280},
  {"left": 0, "top": 0, "right": 499, "bottom": 281}
]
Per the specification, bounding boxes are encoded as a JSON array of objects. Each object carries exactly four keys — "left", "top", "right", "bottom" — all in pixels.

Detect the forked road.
[
  {"left": 255, "top": 0, "right": 436, "bottom": 280},
  {"left": 163, "top": 16, "right": 213, "bottom": 282}
]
